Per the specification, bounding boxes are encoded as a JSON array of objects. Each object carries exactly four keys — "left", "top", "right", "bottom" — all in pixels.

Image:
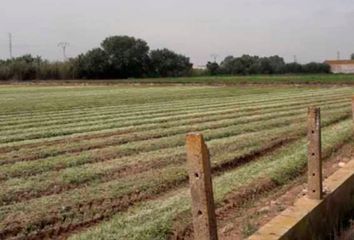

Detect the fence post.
[
  {"left": 352, "top": 96, "right": 354, "bottom": 126},
  {"left": 186, "top": 133, "right": 218, "bottom": 240},
  {"left": 307, "top": 107, "right": 323, "bottom": 200}
]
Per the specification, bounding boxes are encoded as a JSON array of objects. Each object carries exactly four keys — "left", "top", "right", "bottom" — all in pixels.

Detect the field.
[
  {"left": 118, "top": 74, "right": 354, "bottom": 85},
  {"left": 0, "top": 84, "right": 354, "bottom": 239},
  {"left": 7, "top": 74, "right": 354, "bottom": 86}
]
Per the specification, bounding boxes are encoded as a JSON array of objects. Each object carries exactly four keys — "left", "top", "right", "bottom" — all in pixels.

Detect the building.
[{"left": 324, "top": 60, "right": 354, "bottom": 74}]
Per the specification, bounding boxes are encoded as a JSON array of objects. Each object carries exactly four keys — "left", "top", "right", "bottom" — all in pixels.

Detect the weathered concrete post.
[
  {"left": 307, "top": 107, "right": 323, "bottom": 200},
  {"left": 351, "top": 96, "right": 354, "bottom": 126},
  {"left": 186, "top": 133, "right": 218, "bottom": 240}
]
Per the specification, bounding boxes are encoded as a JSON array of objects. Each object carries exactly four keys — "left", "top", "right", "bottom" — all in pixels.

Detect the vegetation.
[
  {"left": 70, "top": 119, "right": 353, "bottom": 240},
  {"left": 66, "top": 74, "right": 353, "bottom": 85},
  {"left": 0, "top": 55, "right": 75, "bottom": 80},
  {"left": 150, "top": 49, "right": 192, "bottom": 77},
  {"left": 206, "top": 55, "right": 330, "bottom": 75},
  {"left": 0, "top": 36, "right": 193, "bottom": 80},
  {"left": 0, "top": 85, "right": 353, "bottom": 239},
  {"left": 0, "top": 35, "right": 335, "bottom": 81}
]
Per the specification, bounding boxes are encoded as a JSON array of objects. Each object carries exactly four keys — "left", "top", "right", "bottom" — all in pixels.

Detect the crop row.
[
  {"left": 0, "top": 105, "right": 349, "bottom": 182},
  {"left": 68, "top": 118, "right": 353, "bottom": 240},
  {"left": 0, "top": 88, "right": 311, "bottom": 124},
  {"left": 0, "top": 88, "right": 345, "bottom": 126},
  {"left": 0, "top": 107, "right": 349, "bottom": 208},
  {"left": 0, "top": 89, "right": 346, "bottom": 134},
  {"left": 1, "top": 86, "right": 353, "bottom": 240},
  {"left": 0, "top": 86, "right": 229, "bottom": 115},
  {"left": 0, "top": 97, "right": 349, "bottom": 164},
  {"left": 0, "top": 92, "right": 349, "bottom": 145},
  {"left": 0, "top": 118, "right": 351, "bottom": 240},
  {"left": 0, "top": 86, "right": 272, "bottom": 117}
]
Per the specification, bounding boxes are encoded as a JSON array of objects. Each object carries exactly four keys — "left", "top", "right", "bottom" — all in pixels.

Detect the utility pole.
[
  {"left": 8, "top": 33, "right": 13, "bottom": 59},
  {"left": 293, "top": 55, "right": 297, "bottom": 63},
  {"left": 337, "top": 51, "right": 340, "bottom": 60},
  {"left": 58, "top": 42, "right": 70, "bottom": 61}
]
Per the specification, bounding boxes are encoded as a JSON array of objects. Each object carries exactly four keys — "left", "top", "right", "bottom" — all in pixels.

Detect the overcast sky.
[{"left": 0, "top": 0, "right": 353, "bottom": 65}]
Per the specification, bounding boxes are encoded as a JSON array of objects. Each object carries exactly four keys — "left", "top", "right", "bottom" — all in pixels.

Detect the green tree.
[
  {"left": 76, "top": 48, "right": 109, "bottom": 79},
  {"left": 149, "top": 48, "right": 192, "bottom": 77},
  {"left": 206, "top": 61, "right": 220, "bottom": 75},
  {"left": 351, "top": 53, "right": 354, "bottom": 60},
  {"left": 101, "top": 36, "right": 150, "bottom": 78},
  {"left": 302, "top": 62, "right": 330, "bottom": 73},
  {"left": 283, "top": 63, "right": 303, "bottom": 73},
  {"left": 219, "top": 56, "right": 235, "bottom": 74},
  {"left": 267, "top": 55, "right": 285, "bottom": 74},
  {"left": 220, "top": 55, "right": 259, "bottom": 75},
  {"left": 8, "top": 54, "right": 40, "bottom": 80}
]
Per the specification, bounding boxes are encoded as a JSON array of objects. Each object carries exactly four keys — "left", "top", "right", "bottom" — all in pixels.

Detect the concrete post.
[
  {"left": 351, "top": 96, "right": 354, "bottom": 127},
  {"left": 307, "top": 107, "right": 323, "bottom": 200},
  {"left": 186, "top": 133, "right": 218, "bottom": 240}
]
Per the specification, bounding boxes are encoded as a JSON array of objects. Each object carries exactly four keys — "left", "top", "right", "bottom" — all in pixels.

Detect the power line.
[{"left": 58, "top": 42, "right": 70, "bottom": 61}]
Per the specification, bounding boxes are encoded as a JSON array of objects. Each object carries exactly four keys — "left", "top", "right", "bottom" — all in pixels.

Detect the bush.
[
  {"left": 215, "top": 55, "right": 330, "bottom": 76},
  {"left": 149, "top": 49, "right": 192, "bottom": 77}
]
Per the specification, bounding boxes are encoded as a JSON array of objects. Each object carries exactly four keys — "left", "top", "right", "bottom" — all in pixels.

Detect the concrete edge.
[{"left": 248, "top": 159, "right": 354, "bottom": 240}]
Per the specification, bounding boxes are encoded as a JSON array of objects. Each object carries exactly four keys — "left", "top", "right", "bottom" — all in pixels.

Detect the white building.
[{"left": 325, "top": 60, "right": 354, "bottom": 74}]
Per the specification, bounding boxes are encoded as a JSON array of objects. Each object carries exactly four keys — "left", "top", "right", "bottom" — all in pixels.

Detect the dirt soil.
[{"left": 218, "top": 142, "right": 354, "bottom": 240}]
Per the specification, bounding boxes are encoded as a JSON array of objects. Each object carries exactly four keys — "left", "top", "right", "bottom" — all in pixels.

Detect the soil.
[
  {"left": 218, "top": 142, "right": 354, "bottom": 240},
  {"left": 1, "top": 131, "right": 352, "bottom": 239},
  {"left": 0, "top": 134, "right": 301, "bottom": 239}
]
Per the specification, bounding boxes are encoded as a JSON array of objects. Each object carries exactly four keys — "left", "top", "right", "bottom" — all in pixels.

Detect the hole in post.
[
  {"left": 313, "top": 190, "right": 316, "bottom": 193},
  {"left": 194, "top": 173, "right": 199, "bottom": 178},
  {"left": 312, "top": 173, "right": 316, "bottom": 176},
  {"left": 312, "top": 130, "right": 315, "bottom": 134},
  {"left": 312, "top": 153, "right": 315, "bottom": 156},
  {"left": 197, "top": 210, "right": 202, "bottom": 216}
]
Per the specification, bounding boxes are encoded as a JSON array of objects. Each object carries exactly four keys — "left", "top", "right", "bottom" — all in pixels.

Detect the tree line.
[
  {"left": 0, "top": 35, "right": 336, "bottom": 81},
  {"left": 206, "top": 55, "right": 330, "bottom": 75},
  {"left": 0, "top": 36, "right": 193, "bottom": 80}
]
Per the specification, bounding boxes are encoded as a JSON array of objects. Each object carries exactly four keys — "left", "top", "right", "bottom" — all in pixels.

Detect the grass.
[
  {"left": 2, "top": 74, "right": 354, "bottom": 86},
  {"left": 69, "top": 119, "right": 353, "bottom": 240},
  {"left": 0, "top": 83, "right": 353, "bottom": 239},
  {"left": 117, "top": 74, "right": 354, "bottom": 85}
]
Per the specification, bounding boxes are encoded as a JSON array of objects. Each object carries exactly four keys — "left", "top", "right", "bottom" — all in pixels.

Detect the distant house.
[{"left": 324, "top": 60, "right": 354, "bottom": 74}]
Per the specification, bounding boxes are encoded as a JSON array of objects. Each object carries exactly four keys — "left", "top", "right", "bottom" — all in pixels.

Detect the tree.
[
  {"left": 219, "top": 56, "right": 236, "bottom": 74},
  {"left": 267, "top": 55, "right": 285, "bottom": 74},
  {"left": 149, "top": 48, "right": 192, "bottom": 77},
  {"left": 256, "top": 57, "right": 273, "bottom": 74},
  {"left": 302, "top": 62, "right": 330, "bottom": 73},
  {"left": 238, "top": 55, "right": 259, "bottom": 74},
  {"left": 283, "top": 63, "right": 303, "bottom": 73},
  {"left": 206, "top": 61, "right": 220, "bottom": 75},
  {"left": 351, "top": 53, "right": 354, "bottom": 60},
  {"left": 101, "top": 36, "right": 150, "bottom": 78},
  {"left": 9, "top": 55, "right": 39, "bottom": 80},
  {"left": 220, "top": 55, "right": 260, "bottom": 75},
  {"left": 76, "top": 48, "right": 110, "bottom": 79}
]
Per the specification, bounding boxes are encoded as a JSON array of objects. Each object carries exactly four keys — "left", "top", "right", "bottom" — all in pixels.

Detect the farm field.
[
  {"left": 0, "top": 74, "right": 354, "bottom": 86},
  {"left": 112, "top": 74, "right": 354, "bottom": 85},
  {"left": 2, "top": 74, "right": 354, "bottom": 86},
  {"left": 0, "top": 84, "right": 354, "bottom": 239}
]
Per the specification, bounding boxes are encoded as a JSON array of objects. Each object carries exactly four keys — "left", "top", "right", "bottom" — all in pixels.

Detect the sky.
[{"left": 0, "top": 0, "right": 353, "bottom": 65}]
